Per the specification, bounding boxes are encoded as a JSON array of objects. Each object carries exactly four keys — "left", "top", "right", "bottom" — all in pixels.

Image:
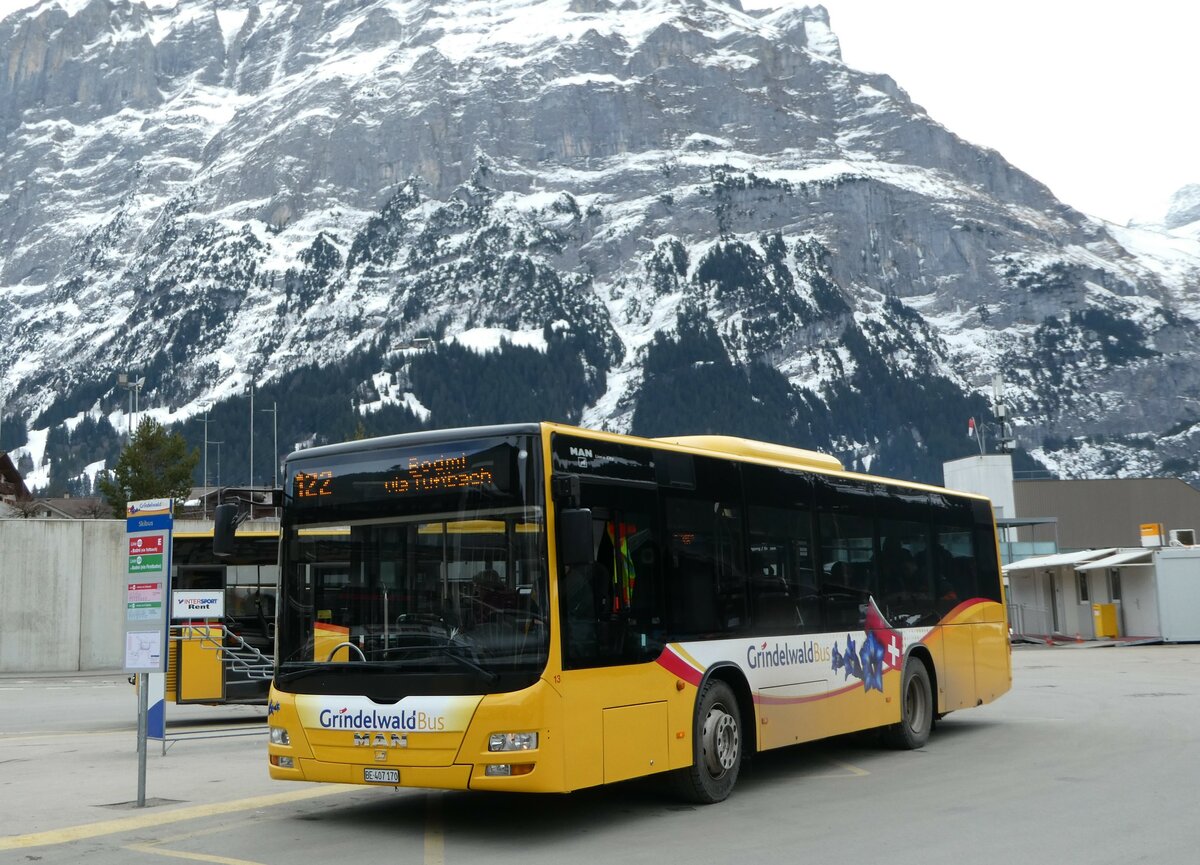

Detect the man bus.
[{"left": 238, "top": 423, "right": 1009, "bottom": 803}]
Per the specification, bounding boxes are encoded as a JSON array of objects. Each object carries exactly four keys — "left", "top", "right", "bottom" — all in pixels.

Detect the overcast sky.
[
  {"left": 1, "top": 0, "right": 1195, "bottom": 225},
  {"left": 742, "top": 0, "right": 1198, "bottom": 225}
]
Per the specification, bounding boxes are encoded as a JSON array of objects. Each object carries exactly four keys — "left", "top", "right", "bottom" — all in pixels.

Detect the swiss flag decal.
[{"left": 864, "top": 597, "right": 904, "bottom": 670}]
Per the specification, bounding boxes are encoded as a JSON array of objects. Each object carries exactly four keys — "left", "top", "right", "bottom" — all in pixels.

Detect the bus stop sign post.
[{"left": 122, "top": 498, "right": 174, "bottom": 808}]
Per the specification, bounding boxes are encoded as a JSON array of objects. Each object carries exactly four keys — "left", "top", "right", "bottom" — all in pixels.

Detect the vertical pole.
[
  {"left": 249, "top": 383, "right": 255, "bottom": 490},
  {"left": 273, "top": 401, "right": 278, "bottom": 489},
  {"left": 136, "top": 673, "right": 148, "bottom": 806},
  {"left": 202, "top": 407, "right": 209, "bottom": 520}
]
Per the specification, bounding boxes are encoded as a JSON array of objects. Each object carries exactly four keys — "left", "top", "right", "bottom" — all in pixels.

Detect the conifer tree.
[{"left": 97, "top": 417, "right": 200, "bottom": 515}]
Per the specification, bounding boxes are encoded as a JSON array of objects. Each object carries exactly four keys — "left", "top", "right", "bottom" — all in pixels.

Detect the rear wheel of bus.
[
  {"left": 675, "top": 678, "right": 742, "bottom": 804},
  {"left": 883, "top": 659, "right": 933, "bottom": 749}
]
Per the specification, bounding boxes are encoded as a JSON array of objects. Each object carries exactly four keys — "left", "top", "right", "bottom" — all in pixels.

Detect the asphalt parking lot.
[{"left": 3, "top": 644, "right": 1199, "bottom": 865}]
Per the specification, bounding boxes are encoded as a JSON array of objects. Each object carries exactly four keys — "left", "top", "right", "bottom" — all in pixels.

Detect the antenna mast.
[{"left": 991, "top": 374, "right": 1014, "bottom": 454}]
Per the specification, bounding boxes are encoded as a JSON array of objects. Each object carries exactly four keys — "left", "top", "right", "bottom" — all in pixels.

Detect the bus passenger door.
[{"left": 556, "top": 488, "right": 673, "bottom": 789}]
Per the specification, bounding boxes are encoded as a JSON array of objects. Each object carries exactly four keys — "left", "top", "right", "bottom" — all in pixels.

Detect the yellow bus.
[{"left": 258, "top": 423, "right": 1010, "bottom": 803}]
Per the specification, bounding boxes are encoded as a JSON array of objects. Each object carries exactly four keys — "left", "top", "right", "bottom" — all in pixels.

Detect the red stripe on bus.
[
  {"left": 655, "top": 648, "right": 703, "bottom": 686},
  {"left": 937, "top": 597, "right": 992, "bottom": 624}
]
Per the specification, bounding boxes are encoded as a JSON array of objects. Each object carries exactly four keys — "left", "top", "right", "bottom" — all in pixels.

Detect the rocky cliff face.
[{"left": 2, "top": 0, "right": 1200, "bottom": 491}]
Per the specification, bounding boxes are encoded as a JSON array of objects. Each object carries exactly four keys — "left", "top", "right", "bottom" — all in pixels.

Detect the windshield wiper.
[
  {"left": 277, "top": 661, "right": 397, "bottom": 683},
  {"left": 277, "top": 648, "right": 497, "bottom": 684},
  {"left": 440, "top": 644, "right": 499, "bottom": 684}
]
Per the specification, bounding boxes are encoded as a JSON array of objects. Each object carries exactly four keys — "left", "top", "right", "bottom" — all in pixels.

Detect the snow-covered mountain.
[{"left": 2, "top": 0, "right": 1200, "bottom": 492}]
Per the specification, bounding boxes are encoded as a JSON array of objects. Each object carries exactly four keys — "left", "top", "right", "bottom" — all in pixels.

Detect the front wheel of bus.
[
  {"left": 675, "top": 678, "right": 742, "bottom": 804},
  {"left": 883, "top": 659, "right": 932, "bottom": 749}
]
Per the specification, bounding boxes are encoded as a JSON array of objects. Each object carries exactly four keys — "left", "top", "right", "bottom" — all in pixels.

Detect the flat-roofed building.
[{"left": 1014, "top": 478, "right": 1200, "bottom": 549}]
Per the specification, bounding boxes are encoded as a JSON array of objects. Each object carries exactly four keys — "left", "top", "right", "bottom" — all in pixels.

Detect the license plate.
[{"left": 364, "top": 768, "right": 399, "bottom": 784}]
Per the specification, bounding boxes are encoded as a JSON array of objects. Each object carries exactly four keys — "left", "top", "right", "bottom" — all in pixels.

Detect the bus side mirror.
[
  {"left": 558, "top": 508, "right": 594, "bottom": 567},
  {"left": 213, "top": 503, "right": 242, "bottom": 558}
]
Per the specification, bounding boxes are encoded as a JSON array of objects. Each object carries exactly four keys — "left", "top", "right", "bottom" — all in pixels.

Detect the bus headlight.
[
  {"left": 270, "top": 726, "right": 291, "bottom": 745},
  {"left": 488, "top": 732, "right": 537, "bottom": 752}
]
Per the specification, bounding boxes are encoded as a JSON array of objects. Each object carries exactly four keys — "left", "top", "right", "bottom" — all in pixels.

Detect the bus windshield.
[{"left": 276, "top": 434, "right": 548, "bottom": 694}]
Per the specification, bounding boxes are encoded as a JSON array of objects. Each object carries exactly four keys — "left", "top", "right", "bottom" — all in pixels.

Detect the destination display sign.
[{"left": 288, "top": 438, "right": 520, "bottom": 510}]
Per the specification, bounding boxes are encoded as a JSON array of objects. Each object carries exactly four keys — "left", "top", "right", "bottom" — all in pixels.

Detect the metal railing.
[
  {"left": 170, "top": 623, "right": 274, "bottom": 680},
  {"left": 1007, "top": 603, "right": 1054, "bottom": 638}
]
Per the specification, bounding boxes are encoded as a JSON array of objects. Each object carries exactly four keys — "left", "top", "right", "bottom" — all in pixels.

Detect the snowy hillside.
[{"left": 2, "top": 0, "right": 1200, "bottom": 492}]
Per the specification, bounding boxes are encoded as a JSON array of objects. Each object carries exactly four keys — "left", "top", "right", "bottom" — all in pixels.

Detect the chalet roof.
[
  {"left": 0, "top": 452, "right": 32, "bottom": 501},
  {"left": 27, "top": 497, "right": 113, "bottom": 519}
]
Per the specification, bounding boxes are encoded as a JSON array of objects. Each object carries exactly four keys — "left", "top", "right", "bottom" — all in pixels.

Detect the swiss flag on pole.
[
  {"left": 967, "top": 417, "right": 977, "bottom": 438},
  {"left": 864, "top": 597, "right": 904, "bottom": 671}
]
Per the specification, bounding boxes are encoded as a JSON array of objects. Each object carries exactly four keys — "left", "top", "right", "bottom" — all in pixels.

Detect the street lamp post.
[
  {"left": 246, "top": 382, "right": 255, "bottom": 489},
  {"left": 260, "top": 401, "right": 278, "bottom": 488},
  {"left": 209, "top": 441, "right": 223, "bottom": 499},
  {"left": 118, "top": 373, "right": 145, "bottom": 440},
  {"left": 197, "top": 400, "right": 211, "bottom": 519}
]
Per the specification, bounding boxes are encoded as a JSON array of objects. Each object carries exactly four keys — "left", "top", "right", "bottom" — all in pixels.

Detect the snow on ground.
[
  {"left": 1106, "top": 221, "right": 1200, "bottom": 301},
  {"left": 10, "top": 428, "right": 51, "bottom": 490},
  {"left": 215, "top": 8, "right": 249, "bottom": 50},
  {"left": 447, "top": 327, "right": 548, "bottom": 354}
]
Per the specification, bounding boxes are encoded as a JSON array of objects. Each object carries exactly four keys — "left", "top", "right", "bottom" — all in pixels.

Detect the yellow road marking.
[
  {"left": 0, "top": 786, "right": 350, "bottom": 851},
  {"left": 424, "top": 792, "right": 445, "bottom": 865},
  {"left": 1, "top": 729, "right": 132, "bottom": 740},
  {"left": 124, "top": 812, "right": 266, "bottom": 863},
  {"left": 825, "top": 758, "right": 869, "bottom": 777},
  {"left": 2, "top": 723, "right": 262, "bottom": 742},
  {"left": 126, "top": 842, "right": 267, "bottom": 865}
]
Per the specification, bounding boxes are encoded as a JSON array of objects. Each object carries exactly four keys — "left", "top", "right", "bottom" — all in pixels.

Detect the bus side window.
[
  {"left": 931, "top": 527, "right": 975, "bottom": 615},
  {"left": 746, "top": 505, "right": 820, "bottom": 634},
  {"left": 877, "top": 518, "right": 935, "bottom": 626},
  {"left": 972, "top": 498, "right": 1004, "bottom": 603},
  {"left": 818, "top": 509, "right": 875, "bottom": 630},
  {"left": 664, "top": 494, "right": 745, "bottom": 637}
]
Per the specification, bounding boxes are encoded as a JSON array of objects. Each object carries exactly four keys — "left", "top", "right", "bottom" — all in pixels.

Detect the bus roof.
[
  {"left": 543, "top": 422, "right": 991, "bottom": 503},
  {"left": 280, "top": 422, "right": 989, "bottom": 505},
  {"left": 283, "top": 423, "right": 541, "bottom": 464},
  {"left": 653, "top": 434, "right": 844, "bottom": 472}
]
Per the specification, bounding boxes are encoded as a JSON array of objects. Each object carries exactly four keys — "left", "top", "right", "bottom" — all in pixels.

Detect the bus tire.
[
  {"left": 883, "top": 659, "right": 933, "bottom": 749},
  {"left": 674, "top": 678, "right": 742, "bottom": 804}
]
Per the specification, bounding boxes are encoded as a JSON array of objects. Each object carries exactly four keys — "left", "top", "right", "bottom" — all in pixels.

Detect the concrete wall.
[
  {"left": 0, "top": 518, "right": 281, "bottom": 673},
  {"left": 0, "top": 520, "right": 127, "bottom": 673}
]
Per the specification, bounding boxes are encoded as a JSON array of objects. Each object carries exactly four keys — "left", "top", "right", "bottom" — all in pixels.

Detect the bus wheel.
[
  {"left": 675, "top": 678, "right": 742, "bottom": 804},
  {"left": 883, "top": 659, "right": 932, "bottom": 749}
]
